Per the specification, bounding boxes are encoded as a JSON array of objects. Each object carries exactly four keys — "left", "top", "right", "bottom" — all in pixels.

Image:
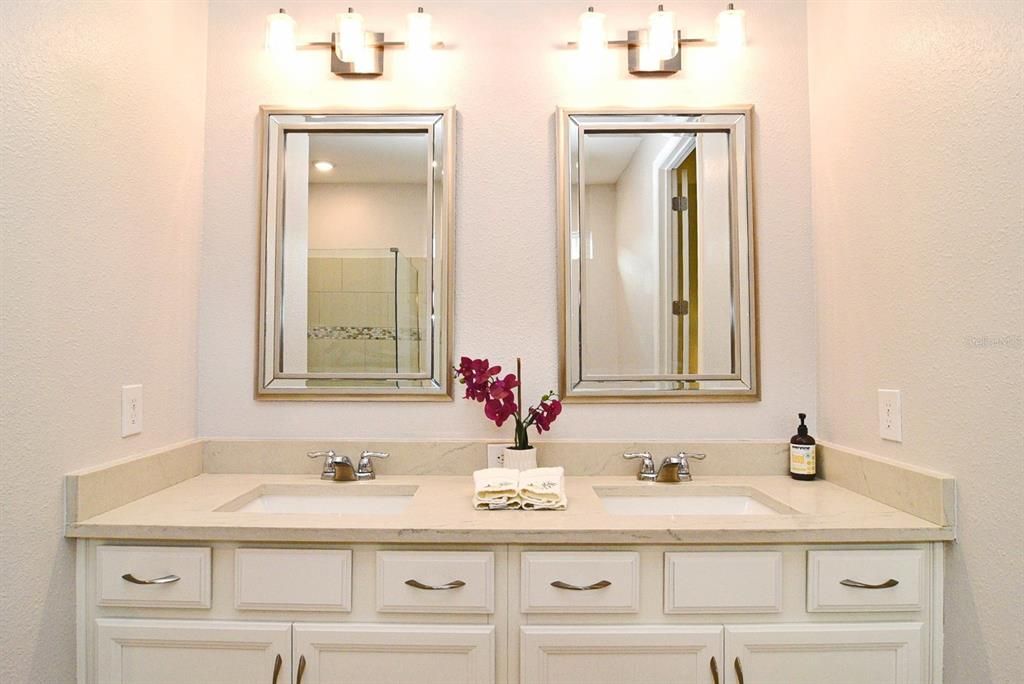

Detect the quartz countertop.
[{"left": 65, "top": 474, "right": 953, "bottom": 545}]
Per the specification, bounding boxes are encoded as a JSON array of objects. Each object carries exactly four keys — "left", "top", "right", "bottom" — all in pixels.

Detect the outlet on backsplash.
[{"left": 878, "top": 389, "right": 902, "bottom": 442}]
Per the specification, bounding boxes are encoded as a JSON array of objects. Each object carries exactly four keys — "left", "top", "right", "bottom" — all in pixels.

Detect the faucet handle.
[
  {"left": 623, "top": 451, "right": 656, "bottom": 481},
  {"left": 678, "top": 451, "right": 706, "bottom": 461},
  {"left": 308, "top": 450, "right": 338, "bottom": 480},
  {"left": 356, "top": 450, "right": 389, "bottom": 479},
  {"left": 676, "top": 451, "right": 706, "bottom": 473}
]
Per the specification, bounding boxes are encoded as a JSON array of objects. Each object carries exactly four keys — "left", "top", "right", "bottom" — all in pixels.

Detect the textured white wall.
[
  {"left": 199, "top": 0, "right": 815, "bottom": 439},
  {"left": 0, "top": 1, "right": 208, "bottom": 681},
  {"left": 806, "top": 2, "right": 1024, "bottom": 682}
]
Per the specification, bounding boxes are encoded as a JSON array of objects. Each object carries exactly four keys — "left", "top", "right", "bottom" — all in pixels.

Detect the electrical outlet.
[
  {"left": 878, "top": 389, "right": 902, "bottom": 442},
  {"left": 486, "top": 444, "right": 506, "bottom": 468},
  {"left": 121, "top": 384, "right": 143, "bottom": 437}
]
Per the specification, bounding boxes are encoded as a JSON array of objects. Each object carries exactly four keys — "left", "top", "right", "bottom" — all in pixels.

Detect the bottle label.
[{"left": 790, "top": 444, "right": 816, "bottom": 475}]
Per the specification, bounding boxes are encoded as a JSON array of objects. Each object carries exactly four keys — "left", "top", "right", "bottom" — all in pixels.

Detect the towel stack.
[{"left": 473, "top": 467, "right": 566, "bottom": 510}]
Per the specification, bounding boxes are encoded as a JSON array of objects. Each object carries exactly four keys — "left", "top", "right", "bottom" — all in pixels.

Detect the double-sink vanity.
[
  {"left": 64, "top": 104, "right": 954, "bottom": 683},
  {"left": 67, "top": 440, "right": 954, "bottom": 684}
]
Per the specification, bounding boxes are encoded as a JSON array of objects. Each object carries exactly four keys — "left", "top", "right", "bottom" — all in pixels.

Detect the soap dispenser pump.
[{"left": 789, "top": 413, "right": 817, "bottom": 481}]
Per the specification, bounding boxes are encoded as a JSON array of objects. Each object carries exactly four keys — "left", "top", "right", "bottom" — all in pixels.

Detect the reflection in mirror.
[
  {"left": 258, "top": 110, "right": 453, "bottom": 399},
  {"left": 558, "top": 109, "right": 757, "bottom": 401}
]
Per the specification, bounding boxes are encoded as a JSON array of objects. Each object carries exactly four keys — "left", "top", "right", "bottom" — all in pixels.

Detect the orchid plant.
[{"left": 453, "top": 356, "right": 563, "bottom": 450}]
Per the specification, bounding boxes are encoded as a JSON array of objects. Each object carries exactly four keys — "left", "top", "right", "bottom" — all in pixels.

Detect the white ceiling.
[
  {"left": 305, "top": 133, "right": 430, "bottom": 184},
  {"left": 584, "top": 136, "right": 643, "bottom": 184}
]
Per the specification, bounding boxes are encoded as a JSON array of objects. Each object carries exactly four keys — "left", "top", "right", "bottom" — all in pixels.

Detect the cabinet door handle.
[
  {"left": 121, "top": 573, "right": 180, "bottom": 585},
  {"left": 840, "top": 578, "right": 899, "bottom": 589},
  {"left": 271, "top": 654, "right": 282, "bottom": 684},
  {"left": 404, "top": 579, "right": 466, "bottom": 591},
  {"left": 550, "top": 580, "right": 612, "bottom": 591},
  {"left": 734, "top": 657, "right": 745, "bottom": 684},
  {"left": 710, "top": 656, "right": 720, "bottom": 684},
  {"left": 295, "top": 655, "right": 306, "bottom": 684}
]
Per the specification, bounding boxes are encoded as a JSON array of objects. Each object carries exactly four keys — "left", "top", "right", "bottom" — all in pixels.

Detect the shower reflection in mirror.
[{"left": 258, "top": 110, "right": 453, "bottom": 399}]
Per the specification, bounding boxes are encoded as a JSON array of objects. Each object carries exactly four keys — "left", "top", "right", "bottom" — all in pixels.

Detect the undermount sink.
[
  {"left": 217, "top": 484, "right": 417, "bottom": 515},
  {"left": 595, "top": 485, "right": 793, "bottom": 516}
]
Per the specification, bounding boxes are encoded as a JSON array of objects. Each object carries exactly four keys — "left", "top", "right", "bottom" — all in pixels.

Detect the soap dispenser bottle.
[{"left": 789, "top": 413, "right": 817, "bottom": 480}]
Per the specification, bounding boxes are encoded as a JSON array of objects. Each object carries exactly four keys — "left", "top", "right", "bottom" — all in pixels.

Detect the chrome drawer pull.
[
  {"left": 840, "top": 578, "right": 899, "bottom": 589},
  {"left": 121, "top": 573, "right": 181, "bottom": 585},
  {"left": 272, "top": 654, "right": 283, "bottom": 684},
  {"left": 404, "top": 579, "right": 466, "bottom": 591},
  {"left": 550, "top": 580, "right": 612, "bottom": 591}
]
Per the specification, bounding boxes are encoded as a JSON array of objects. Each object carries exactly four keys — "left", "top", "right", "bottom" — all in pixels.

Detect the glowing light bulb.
[
  {"left": 336, "top": 7, "right": 366, "bottom": 63},
  {"left": 717, "top": 3, "right": 746, "bottom": 51},
  {"left": 577, "top": 7, "right": 607, "bottom": 58},
  {"left": 647, "top": 4, "right": 678, "bottom": 61},
  {"left": 406, "top": 7, "right": 433, "bottom": 54},
  {"left": 265, "top": 9, "right": 296, "bottom": 57}
]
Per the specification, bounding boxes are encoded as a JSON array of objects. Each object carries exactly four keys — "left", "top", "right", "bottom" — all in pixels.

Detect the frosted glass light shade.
[
  {"left": 577, "top": 8, "right": 607, "bottom": 57},
  {"left": 265, "top": 9, "right": 296, "bottom": 56},
  {"left": 647, "top": 7, "right": 678, "bottom": 61},
  {"left": 717, "top": 5, "right": 746, "bottom": 49},
  {"left": 336, "top": 9, "right": 366, "bottom": 63},
  {"left": 406, "top": 8, "right": 433, "bottom": 54}
]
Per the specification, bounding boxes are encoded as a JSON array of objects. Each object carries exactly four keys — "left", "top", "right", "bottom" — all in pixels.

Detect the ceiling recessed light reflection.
[{"left": 313, "top": 161, "right": 335, "bottom": 172}]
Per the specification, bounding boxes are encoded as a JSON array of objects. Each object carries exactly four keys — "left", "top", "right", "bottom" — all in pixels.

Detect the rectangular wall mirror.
[
  {"left": 257, "top": 108, "right": 454, "bottom": 400},
  {"left": 556, "top": 107, "right": 758, "bottom": 401}
]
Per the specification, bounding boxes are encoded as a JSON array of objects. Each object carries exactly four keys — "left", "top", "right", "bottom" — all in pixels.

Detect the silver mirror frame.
[
  {"left": 256, "top": 106, "right": 455, "bottom": 401},
  {"left": 556, "top": 106, "right": 759, "bottom": 403}
]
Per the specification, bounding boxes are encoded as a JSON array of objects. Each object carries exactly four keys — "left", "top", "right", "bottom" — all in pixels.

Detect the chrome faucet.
[
  {"left": 623, "top": 451, "right": 706, "bottom": 482},
  {"left": 307, "top": 450, "right": 389, "bottom": 481},
  {"left": 656, "top": 451, "right": 706, "bottom": 482}
]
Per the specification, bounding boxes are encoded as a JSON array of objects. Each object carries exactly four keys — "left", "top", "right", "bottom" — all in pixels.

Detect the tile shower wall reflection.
[{"left": 307, "top": 252, "right": 426, "bottom": 373}]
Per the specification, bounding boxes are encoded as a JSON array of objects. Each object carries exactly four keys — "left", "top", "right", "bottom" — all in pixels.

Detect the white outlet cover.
[
  {"left": 878, "top": 389, "right": 902, "bottom": 442},
  {"left": 121, "top": 384, "right": 143, "bottom": 437}
]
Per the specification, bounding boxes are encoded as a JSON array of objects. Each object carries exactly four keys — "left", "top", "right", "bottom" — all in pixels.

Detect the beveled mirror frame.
[
  {"left": 556, "top": 106, "right": 759, "bottom": 403},
  {"left": 256, "top": 106, "right": 455, "bottom": 401}
]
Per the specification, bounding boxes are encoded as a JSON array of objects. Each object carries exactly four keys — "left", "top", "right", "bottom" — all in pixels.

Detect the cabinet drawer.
[
  {"left": 521, "top": 552, "right": 639, "bottom": 613},
  {"left": 665, "top": 551, "right": 782, "bottom": 613},
  {"left": 235, "top": 548, "right": 352, "bottom": 611},
  {"left": 377, "top": 551, "right": 494, "bottom": 614},
  {"left": 807, "top": 549, "right": 925, "bottom": 612},
  {"left": 96, "top": 546, "right": 211, "bottom": 608}
]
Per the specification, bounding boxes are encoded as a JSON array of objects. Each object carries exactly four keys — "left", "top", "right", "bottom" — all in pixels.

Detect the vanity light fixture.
[
  {"left": 264, "top": 6, "right": 444, "bottom": 77},
  {"left": 716, "top": 3, "right": 747, "bottom": 50},
  {"left": 577, "top": 7, "right": 608, "bottom": 58},
  {"left": 569, "top": 3, "right": 747, "bottom": 76},
  {"left": 265, "top": 9, "right": 297, "bottom": 56},
  {"left": 313, "top": 161, "right": 335, "bottom": 172}
]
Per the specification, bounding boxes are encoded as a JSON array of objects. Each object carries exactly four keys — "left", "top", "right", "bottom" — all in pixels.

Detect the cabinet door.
[
  {"left": 520, "top": 625, "right": 723, "bottom": 684},
  {"left": 724, "top": 623, "right": 924, "bottom": 684},
  {"left": 292, "top": 623, "right": 494, "bottom": 684},
  {"left": 96, "top": 619, "right": 290, "bottom": 684}
]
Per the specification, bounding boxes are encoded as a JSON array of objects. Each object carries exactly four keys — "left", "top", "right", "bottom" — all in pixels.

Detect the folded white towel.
[
  {"left": 473, "top": 467, "right": 566, "bottom": 511},
  {"left": 519, "top": 467, "right": 566, "bottom": 510},
  {"left": 473, "top": 468, "right": 522, "bottom": 510}
]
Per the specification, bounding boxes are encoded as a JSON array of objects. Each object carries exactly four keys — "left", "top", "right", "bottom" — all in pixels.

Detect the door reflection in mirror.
[{"left": 559, "top": 109, "right": 756, "bottom": 400}]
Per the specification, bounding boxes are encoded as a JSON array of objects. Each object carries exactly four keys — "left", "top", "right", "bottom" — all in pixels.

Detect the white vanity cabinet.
[
  {"left": 293, "top": 623, "right": 495, "bottom": 684},
  {"left": 78, "top": 542, "right": 942, "bottom": 684},
  {"left": 724, "top": 623, "right": 924, "bottom": 684},
  {"left": 520, "top": 625, "right": 723, "bottom": 684},
  {"left": 95, "top": 619, "right": 290, "bottom": 684}
]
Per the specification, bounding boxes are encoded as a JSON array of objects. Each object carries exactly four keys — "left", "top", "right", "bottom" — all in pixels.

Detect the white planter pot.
[{"left": 503, "top": 446, "right": 538, "bottom": 471}]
